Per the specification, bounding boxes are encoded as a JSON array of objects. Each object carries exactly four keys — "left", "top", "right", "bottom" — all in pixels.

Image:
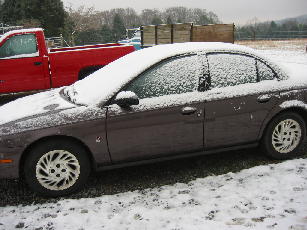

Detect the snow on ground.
[
  {"left": 258, "top": 49, "right": 307, "bottom": 79},
  {"left": 0, "top": 158, "right": 307, "bottom": 230}
]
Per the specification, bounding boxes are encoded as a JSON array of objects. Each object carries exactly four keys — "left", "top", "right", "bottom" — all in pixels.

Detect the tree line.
[
  {"left": 1, "top": 0, "right": 305, "bottom": 44},
  {"left": 0, "top": 1, "right": 220, "bottom": 45},
  {"left": 236, "top": 17, "right": 307, "bottom": 40}
]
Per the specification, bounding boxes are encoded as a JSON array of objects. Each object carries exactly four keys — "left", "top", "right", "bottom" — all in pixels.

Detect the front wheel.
[
  {"left": 23, "top": 140, "right": 91, "bottom": 197},
  {"left": 262, "top": 112, "right": 306, "bottom": 159}
]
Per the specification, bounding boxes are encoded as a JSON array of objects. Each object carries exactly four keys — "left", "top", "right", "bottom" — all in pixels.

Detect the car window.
[
  {"left": 207, "top": 53, "right": 257, "bottom": 89},
  {"left": 0, "top": 34, "right": 38, "bottom": 59},
  {"left": 125, "top": 55, "right": 203, "bottom": 99},
  {"left": 257, "top": 60, "right": 275, "bottom": 81}
]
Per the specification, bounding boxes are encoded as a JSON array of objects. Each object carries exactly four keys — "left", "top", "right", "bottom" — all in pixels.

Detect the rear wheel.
[
  {"left": 23, "top": 140, "right": 91, "bottom": 197},
  {"left": 262, "top": 112, "right": 305, "bottom": 159}
]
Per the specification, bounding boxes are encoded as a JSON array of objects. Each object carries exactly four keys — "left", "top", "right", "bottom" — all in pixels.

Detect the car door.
[
  {"left": 0, "top": 33, "right": 48, "bottom": 93},
  {"left": 106, "top": 54, "right": 206, "bottom": 162},
  {"left": 203, "top": 52, "right": 280, "bottom": 149}
]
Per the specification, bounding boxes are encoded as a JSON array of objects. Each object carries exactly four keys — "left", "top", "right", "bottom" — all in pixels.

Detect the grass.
[{"left": 236, "top": 38, "right": 307, "bottom": 51}]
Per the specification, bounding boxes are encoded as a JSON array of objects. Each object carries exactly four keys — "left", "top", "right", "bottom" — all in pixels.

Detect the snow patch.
[
  {"left": 0, "top": 159, "right": 306, "bottom": 230},
  {"left": 280, "top": 100, "right": 307, "bottom": 109}
]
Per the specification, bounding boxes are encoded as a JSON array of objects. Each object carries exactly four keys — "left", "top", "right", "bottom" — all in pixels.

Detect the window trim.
[
  {"left": 256, "top": 59, "right": 277, "bottom": 81},
  {"left": 0, "top": 33, "right": 39, "bottom": 60}
]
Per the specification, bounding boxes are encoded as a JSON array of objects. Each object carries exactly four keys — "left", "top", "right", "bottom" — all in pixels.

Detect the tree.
[
  {"left": 100, "top": 24, "right": 113, "bottom": 43},
  {"left": 0, "top": 2, "right": 3, "bottom": 22},
  {"left": 112, "top": 14, "right": 126, "bottom": 41},
  {"left": 166, "top": 16, "right": 173, "bottom": 24},
  {"left": 1, "top": 0, "right": 65, "bottom": 36},
  {"left": 75, "top": 29, "right": 103, "bottom": 45},
  {"left": 151, "top": 17, "right": 163, "bottom": 25},
  {"left": 140, "top": 9, "right": 162, "bottom": 25}
]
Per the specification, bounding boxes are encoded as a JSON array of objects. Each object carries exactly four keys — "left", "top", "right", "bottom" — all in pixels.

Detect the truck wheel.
[
  {"left": 23, "top": 140, "right": 91, "bottom": 197},
  {"left": 262, "top": 112, "right": 305, "bottom": 159},
  {"left": 78, "top": 65, "right": 104, "bottom": 80}
]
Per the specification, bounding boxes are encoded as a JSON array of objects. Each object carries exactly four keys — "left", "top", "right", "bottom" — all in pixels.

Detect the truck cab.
[
  {"left": 0, "top": 29, "right": 50, "bottom": 94},
  {"left": 0, "top": 28, "right": 135, "bottom": 95}
]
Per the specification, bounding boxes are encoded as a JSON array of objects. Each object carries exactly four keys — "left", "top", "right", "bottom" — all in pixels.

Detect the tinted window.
[
  {"left": 0, "top": 34, "right": 37, "bottom": 58},
  {"left": 126, "top": 55, "right": 202, "bottom": 99},
  {"left": 207, "top": 53, "right": 257, "bottom": 88},
  {"left": 257, "top": 60, "right": 275, "bottom": 81}
]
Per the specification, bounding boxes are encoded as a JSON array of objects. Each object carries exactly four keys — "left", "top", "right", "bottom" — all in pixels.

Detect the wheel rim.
[
  {"left": 272, "top": 119, "right": 302, "bottom": 153},
  {"left": 36, "top": 150, "right": 80, "bottom": 191}
]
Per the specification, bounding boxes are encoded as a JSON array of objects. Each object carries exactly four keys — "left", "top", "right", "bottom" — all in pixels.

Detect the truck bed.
[{"left": 48, "top": 44, "right": 135, "bottom": 88}]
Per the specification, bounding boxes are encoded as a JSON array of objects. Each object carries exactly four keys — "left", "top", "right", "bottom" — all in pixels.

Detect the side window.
[
  {"left": 0, "top": 34, "right": 38, "bottom": 59},
  {"left": 257, "top": 60, "right": 275, "bottom": 81},
  {"left": 207, "top": 53, "right": 257, "bottom": 88},
  {"left": 125, "top": 55, "right": 203, "bottom": 99}
]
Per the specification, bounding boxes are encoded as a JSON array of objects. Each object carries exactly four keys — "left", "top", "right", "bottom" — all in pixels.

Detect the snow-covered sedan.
[{"left": 0, "top": 42, "right": 306, "bottom": 197}]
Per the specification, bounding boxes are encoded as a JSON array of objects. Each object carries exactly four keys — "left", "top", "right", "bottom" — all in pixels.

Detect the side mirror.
[{"left": 114, "top": 91, "right": 139, "bottom": 108}]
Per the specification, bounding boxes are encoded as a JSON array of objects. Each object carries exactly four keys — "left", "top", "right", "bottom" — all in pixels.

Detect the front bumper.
[{"left": 0, "top": 149, "right": 22, "bottom": 179}]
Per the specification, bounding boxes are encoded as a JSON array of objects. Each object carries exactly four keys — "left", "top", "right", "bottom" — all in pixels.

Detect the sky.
[{"left": 62, "top": 0, "right": 307, "bottom": 25}]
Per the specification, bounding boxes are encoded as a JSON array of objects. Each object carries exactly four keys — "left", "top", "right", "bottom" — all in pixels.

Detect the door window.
[
  {"left": 257, "top": 60, "right": 276, "bottom": 81},
  {"left": 207, "top": 53, "right": 257, "bottom": 89},
  {"left": 0, "top": 34, "right": 38, "bottom": 59},
  {"left": 125, "top": 55, "right": 203, "bottom": 99}
]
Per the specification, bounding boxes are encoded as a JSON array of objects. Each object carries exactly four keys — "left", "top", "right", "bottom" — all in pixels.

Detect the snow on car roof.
[{"left": 68, "top": 42, "right": 279, "bottom": 106}]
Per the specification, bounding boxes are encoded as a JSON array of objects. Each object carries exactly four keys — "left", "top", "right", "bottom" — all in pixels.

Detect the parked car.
[
  {"left": 0, "top": 28, "right": 135, "bottom": 95},
  {"left": 0, "top": 42, "right": 306, "bottom": 197}
]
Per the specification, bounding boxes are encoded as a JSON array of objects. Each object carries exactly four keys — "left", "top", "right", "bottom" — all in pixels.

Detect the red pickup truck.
[{"left": 0, "top": 28, "right": 135, "bottom": 95}]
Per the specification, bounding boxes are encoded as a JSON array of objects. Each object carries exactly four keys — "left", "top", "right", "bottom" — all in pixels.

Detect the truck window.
[{"left": 0, "top": 34, "right": 38, "bottom": 59}]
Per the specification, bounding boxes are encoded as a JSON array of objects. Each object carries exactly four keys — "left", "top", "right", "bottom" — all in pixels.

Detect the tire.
[
  {"left": 262, "top": 112, "right": 306, "bottom": 159},
  {"left": 23, "top": 140, "right": 91, "bottom": 197},
  {"left": 78, "top": 66, "right": 103, "bottom": 80}
]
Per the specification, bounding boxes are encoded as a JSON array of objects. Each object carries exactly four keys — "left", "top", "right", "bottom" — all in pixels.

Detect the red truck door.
[{"left": 0, "top": 33, "right": 49, "bottom": 94}]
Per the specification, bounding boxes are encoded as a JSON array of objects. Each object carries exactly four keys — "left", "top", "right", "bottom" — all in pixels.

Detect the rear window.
[{"left": 207, "top": 53, "right": 257, "bottom": 88}]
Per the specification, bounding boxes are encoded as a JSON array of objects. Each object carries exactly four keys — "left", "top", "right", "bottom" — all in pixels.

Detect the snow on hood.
[
  {"left": 0, "top": 89, "right": 75, "bottom": 126},
  {"left": 66, "top": 42, "right": 281, "bottom": 106}
]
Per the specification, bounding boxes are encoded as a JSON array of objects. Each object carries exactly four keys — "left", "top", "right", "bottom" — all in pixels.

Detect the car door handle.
[
  {"left": 181, "top": 106, "right": 197, "bottom": 115},
  {"left": 257, "top": 94, "right": 271, "bottom": 103},
  {"left": 34, "top": 62, "right": 42, "bottom": 66}
]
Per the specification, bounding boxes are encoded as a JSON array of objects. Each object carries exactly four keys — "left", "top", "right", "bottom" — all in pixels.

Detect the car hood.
[
  {"left": 0, "top": 89, "right": 105, "bottom": 136},
  {"left": 0, "top": 89, "right": 75, "bottom": 126}
]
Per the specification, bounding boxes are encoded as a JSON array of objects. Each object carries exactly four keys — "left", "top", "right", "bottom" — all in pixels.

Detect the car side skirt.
[{"left": 96, "top": 142, "right": 259, "bottom": 171}]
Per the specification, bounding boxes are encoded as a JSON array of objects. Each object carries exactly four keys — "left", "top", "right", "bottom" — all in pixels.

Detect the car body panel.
[
  {"left": 106, "top": 96, "right": 204, "bottom": 162},
  {"left": 204, "top": 88, "right": 281, "bottom": 149}
]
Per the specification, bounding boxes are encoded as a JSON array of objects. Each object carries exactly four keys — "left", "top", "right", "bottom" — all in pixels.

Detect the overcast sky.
[{"left": 62, "top": 0, "right": 307, "bottom": 25}]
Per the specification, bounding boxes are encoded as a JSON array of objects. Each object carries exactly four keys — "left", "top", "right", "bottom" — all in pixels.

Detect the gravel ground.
[{"left": 1, "top": 145, "right": 306, "bottom": 207}]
